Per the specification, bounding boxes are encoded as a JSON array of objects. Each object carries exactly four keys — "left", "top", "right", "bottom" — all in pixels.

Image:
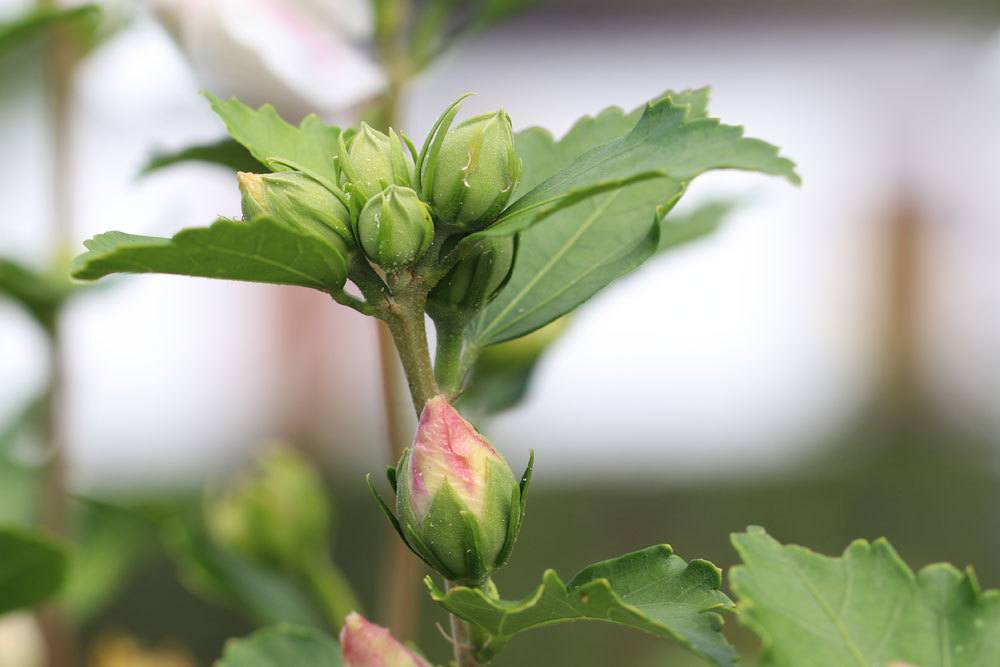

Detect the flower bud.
[
  {"left": 339, "top": 613, "right": 430, "bottom": 667},
  {"left": 384, "top": 396, "right": 529, "bottom": 585},
  {"left": 355, "top": 185, "right": 434, "bottom": 269},
  {"left": 426, "top": 110, "right": 520, "bottom": 231},
  {"left": 238, "top": 171, "right": 354, "bottom": 251},
  {"left": 345, "top": 124, "right": 414, "bottom": 199},
  {"left": 206, "top": 447, "right": 331, "bottom": 572},
  {"left": 427, "top": 236, "right": 514, "bottom": 317}
]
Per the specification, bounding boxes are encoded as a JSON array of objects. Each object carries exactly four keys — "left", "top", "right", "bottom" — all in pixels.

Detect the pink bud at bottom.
[{"left": 339, "top": 613, "right": 430, "bottom": 667}]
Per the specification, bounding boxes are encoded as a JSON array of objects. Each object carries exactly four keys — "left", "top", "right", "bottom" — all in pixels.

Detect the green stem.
[
  {"left": 303, "top": 556, "right": 363, "bottom": 633},
  {"left": 446, "top": 581, "right": 488, "bottom": 667},
  {"left": 384, "top": 290, "right": 439, "bottom": 414},
  {"left": 434, "top": 321, "right": 466, "bottom": 395}
]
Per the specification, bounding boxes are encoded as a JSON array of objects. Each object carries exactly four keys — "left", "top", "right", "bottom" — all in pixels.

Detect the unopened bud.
[
  {"left": 237, "top": 171, "right": 353, "bottom": 251},
  {"left": 206, "top": 447, "right": 330, "bottom": 572},
  {"left": 427, "top": 236, "right": 514, "bottom": 317},
  {"left": 344, "top": 123, "right": 414, "bottom": 199},
  {"left": 355, "top": 185, "right": 434, "bottom": 269},
  {"left": 339, "top": 613, "right": 430, "bottom": 667},
  {"left": 426, "top": 110, "right": 520, "bottom": 231}
]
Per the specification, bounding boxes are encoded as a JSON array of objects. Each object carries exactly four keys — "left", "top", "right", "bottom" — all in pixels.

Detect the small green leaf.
[
  {"left": 71, "top": 217, "right": 347, "bottom": 292},
  {"left": 0, "top": 527, "right": 68, "bottom": 614},
  {"left": 0, "top": 4, "right": 98, "bottom": 55},
  {"left": 730, "top": 526, "right": 1000, "bottom": 667},
  {"left": 0, "top": 257, "right": 76, "bottom": 329},
  {"left": 141, "top": 137, "right": 264, "bottom": 176},
  {"left": 205, "top": 94, "right": 342, "bottom": 186},
  {"left": 215, "top": 625, "right": 342, "bottom": 667},
  {"left": 165, "top": 520, "right": 326, "bottom": 630},
  {"left": 426, "top": 544, "right": 737, "bottom": 665}
]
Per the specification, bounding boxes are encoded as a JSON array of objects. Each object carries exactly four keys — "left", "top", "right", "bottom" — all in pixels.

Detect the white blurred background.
[{"left": 2, "top": 0, "right": 999, "bottom": 490}]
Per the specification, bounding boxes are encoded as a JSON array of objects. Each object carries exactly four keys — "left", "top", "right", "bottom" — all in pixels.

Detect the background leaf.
[
  {"left": 0, "top": 527, "right": 68, "bottom": 614},
  {"left": 730, "top": 526, "right": 1000, "bottom": 667},
  {"left": 0, "top": 4, "right": 98, "bottom": 55},
  {"left": 141, "top": 138, "right": 264, "bottom": 177},
  {"left": 165, "top": 520, "right": 326, "bottom": 630},
  {"left": 0, "top": 257, "right": 77, "bottom": 330},
  {"left": 205, "top": 94, "right": 342, "bottom": 185},
  {"left": 657, "top": 199, "right": 737, "bottom": 254},
  {"left": 215, "top": 625, "right": 342, "bottom": 667},
  {"left": 71, "top": 217, "right": 348, "bottom": 292},
  {"left": 426, "top": 544, "right": 737, "bottom": 665}
]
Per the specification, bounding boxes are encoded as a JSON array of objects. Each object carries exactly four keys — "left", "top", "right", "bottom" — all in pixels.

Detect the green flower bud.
[
  {"left": 206, "top": 447, "right": 330, "bottom": 572},
  {"left": 355, "top": 185, "right": 434, "bottom": 269},
  {"left": 427, "top": 236, "right": 514, "bottom": 317},
  {"left": 344, "top": 123, "right": 414, "bottom": 199},
  {"left": 426, "top": 110, "right": 520, "bottom": 231},
  {"left": 375, "top": 396, "right": 531, "bottom": 585},
  {"left": 238, "top": 171, "right": 354, "bottom": 251}
]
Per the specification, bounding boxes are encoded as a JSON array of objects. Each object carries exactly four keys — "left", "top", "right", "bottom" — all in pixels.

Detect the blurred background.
[{"left": 2, "top": 0, "right": 999, "bottom": 665}]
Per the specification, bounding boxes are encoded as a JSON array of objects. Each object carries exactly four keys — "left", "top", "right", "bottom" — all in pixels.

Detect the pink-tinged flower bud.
[
  {"left": 367, "top": 396, "right": 533, "bottom": 585},
  {"left": 339, "top": 613, "right": 430, "bottom": 667}
]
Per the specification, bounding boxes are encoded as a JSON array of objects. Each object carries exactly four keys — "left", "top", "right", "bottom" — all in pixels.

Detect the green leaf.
[
  {"left": 467, "top": 89, "right": 780, "bottom": 347},
  {"left": 0, "top": 4, "right": 98, "bottom": 55},
  {"left": 215, "top": 625, "right": 342, "bottom": 667},
  {"left": 62, "top": 500, "right": 152, "bottom": 621},
  {"left": 658, "top": 198, "right": 738, "bottom": 254},
  {"left": 165, "top": 520, "right": 326, "bottom": 630},
  {"left": 730, "top": 526, "right": 1000, "bottom": 667},
  {"left": 0, "top": 527, "right": 68, "bottom": 614},
  {"left": 0, "top": 257, "right": 76, "bottom": 329},
  {"left": 71, "top": 217, "right": 348, "bottom": 292},
  {"left": 141, "top": 137, "right": 264, "bottom": 176},
  {"left": 205, "top": 94, "right": 342, "bottom": 187},
  {"left": 426, "top": 544, "right": 737, "bottom": 665},
  {"left": 482, "top": 90, "right": 797, "bottom": 239}
]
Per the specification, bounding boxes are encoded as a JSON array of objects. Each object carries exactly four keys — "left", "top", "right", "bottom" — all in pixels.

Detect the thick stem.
[
  {"left": 434, "top": 321, "right": 466, "bottom": 396},
  {"left": 383, "top": 292, "right": 439, "bottom": 413}
]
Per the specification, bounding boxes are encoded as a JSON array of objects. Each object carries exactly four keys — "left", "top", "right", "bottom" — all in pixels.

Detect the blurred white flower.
[
  {"left": 151, "top": 0, "right": 385, "bottom": 120},
  {"left": 0, "top": 613, "right": 45, "bottom": 667}
]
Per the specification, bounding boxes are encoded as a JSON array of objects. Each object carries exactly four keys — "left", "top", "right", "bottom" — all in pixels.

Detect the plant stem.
[
  {"left": 383, "top": 290, "right": 439, "bottom": 412},
  {"left": 446, "top": 581, "right": 485, "bottom": 667},
  {"left": 434, "top": 321, "right": 466, "bottom": 396},
  {"left": 37, "top": 1, "right": 76, "bottom": 664},
  {"left": 303, "top": 556, "right": 364, "bottom": 633}
]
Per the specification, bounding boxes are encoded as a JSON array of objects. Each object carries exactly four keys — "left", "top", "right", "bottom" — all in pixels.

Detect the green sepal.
[
  {"left": 263, "top": 158, "right": 350, "bottom": 210},
  {"left": 388, "top": 128, "right": 414, "bottom": 188},
  {"left": 386, "top": 466, "right": 398, "bottom": 493},
  {"left": 402, "top": 520, "right": 457, "bottom": 581},
  {"left": 518, "top": 449, "right": 534, "bottom": 524},
  {"left": 494, "top": 483, "right": 521, "bottom": 570},
  {"left": 336, "top": 133, "right": 365, "bottom": 204},
  {"left": 366, "top": 472, "right": 449, "bottom": 577},
  {"left": 365, "top": 473, "right": 404, "bottom": 543},
  {"left": 417, "top": 93, "right": 474, "bottom": 198},
  {"left": 459, "top": 510, "right": 488, "bottom": 584}
]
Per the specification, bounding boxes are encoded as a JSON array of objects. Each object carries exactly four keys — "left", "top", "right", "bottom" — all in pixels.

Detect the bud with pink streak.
[
  {"left": 368, "top": 396, "right": 532, "bottom": 585},
  {"left": 339, "top": 613, "right": 430, "bottom": 667}
]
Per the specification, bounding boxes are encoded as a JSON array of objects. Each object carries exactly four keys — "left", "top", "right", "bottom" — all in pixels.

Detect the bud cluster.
[{"left": 235, "top": 97, "right": 522, "bottom": 308}]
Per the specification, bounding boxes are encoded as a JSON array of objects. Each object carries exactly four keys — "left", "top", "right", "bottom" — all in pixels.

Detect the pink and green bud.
[
  {"left": 370, "top": 396, "right": 531, "bottom": 585},
  {"left": 339, "top": 613, "right": 430, "bottom": 667}
]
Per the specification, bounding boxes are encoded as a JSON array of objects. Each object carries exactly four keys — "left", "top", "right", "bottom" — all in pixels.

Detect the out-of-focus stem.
[
  {"left": 37, "top": 1, "right": 77, "bottom": 664},
  {"left": 303, "top": 556, "right": 364, "bottom": 633}
]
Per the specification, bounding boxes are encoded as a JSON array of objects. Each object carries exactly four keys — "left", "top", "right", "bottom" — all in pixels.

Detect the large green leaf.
[
  {"left": 426, "top": 544, "right": 737, "bottom": 665},
  {"left": 0, "top": 4, "right": 98, "bottom": 55},
  {"left": 468, "top": 90, "right": 719, "bottom": 345},
  {"left": 0, "top": 527, "right": 68, "bottom": 614},
  {"left": 71, "top": 217, "right": 348, "bottom": 292},
  {"left": 165, "top": 520, "right": 326, "bottom": 630},
  {"left": 215, "top": 625, "right": 342, "bottom": 667},
  {"left": 480, "top": 90, "right": 798, "bottom": 239},
  {"left": 141, "top": 137, "right": 264, "bottom": 177},
  {"left": 730, "top": 526, "right": 1000, "bottom": 667},
  {"left": 205, "top": 94, "right": 342, "bottom": 187}
]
